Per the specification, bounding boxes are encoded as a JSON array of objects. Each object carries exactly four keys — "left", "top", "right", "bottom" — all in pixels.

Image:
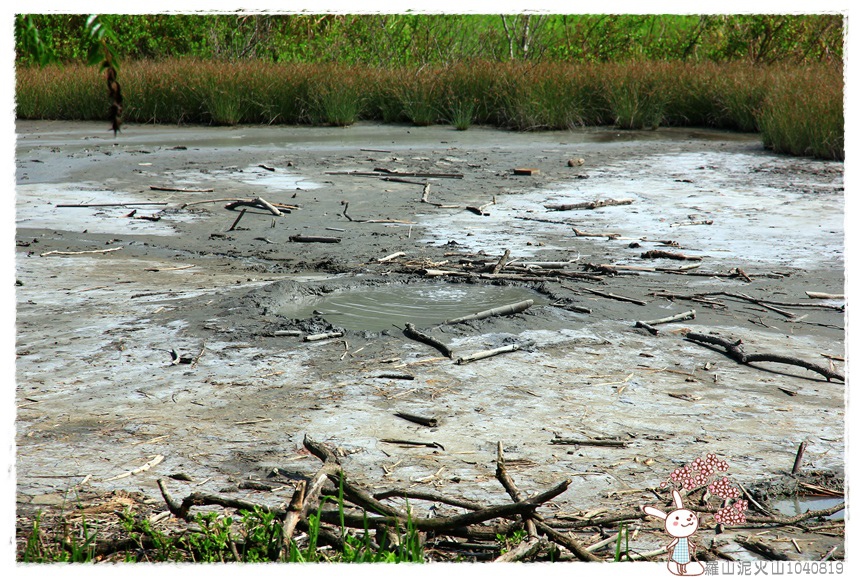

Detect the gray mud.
[{"left": 15, "top": 121, "right": 845, "bottom": 559}]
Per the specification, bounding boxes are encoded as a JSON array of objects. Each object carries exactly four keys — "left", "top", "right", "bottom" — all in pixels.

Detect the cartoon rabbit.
[{"left": 643, "top": 489, "right": 705, "bottom": 576}]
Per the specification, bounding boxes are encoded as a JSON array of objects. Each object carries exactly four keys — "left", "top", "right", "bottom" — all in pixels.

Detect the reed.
[{"left": 15, "top": 59, "right": 843, "bottom": 160}]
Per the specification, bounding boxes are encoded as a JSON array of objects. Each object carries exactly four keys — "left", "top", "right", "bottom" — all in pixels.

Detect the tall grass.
[
  {"left": 759, "top": 64, "right": 844, "bottom": 160},
  {"left": 15, "top": 59, "right": 844, "bottom": 160}
]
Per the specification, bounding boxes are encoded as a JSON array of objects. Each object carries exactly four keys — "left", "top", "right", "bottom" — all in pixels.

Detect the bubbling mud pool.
[{"left": 275, "top": 282, "right": 549, "bottom": 332}]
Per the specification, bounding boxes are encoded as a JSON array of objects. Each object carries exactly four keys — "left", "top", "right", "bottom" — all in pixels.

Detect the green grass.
[{"left": 15, "top": 58, "right": 844, "bottom": 160}]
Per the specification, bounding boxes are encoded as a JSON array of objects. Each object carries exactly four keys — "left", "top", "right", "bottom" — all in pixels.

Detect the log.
[
  {"left": 444, "top": 300, "right": 534, "bottom": 325},
  {"left": 635, "top": 310, "right": 696, "bottom": 334},
  {"left": 545, "top": 198, "right": 633, "bottom": 211},
  {"left": 403, "top": 323, "right": 454, "bottom": 358},
  {"left": 456, "top": 344, "right": 520, "bottom": 364},
  {"left": 377, "top": 251, "right": 406, "bottom": 263}
]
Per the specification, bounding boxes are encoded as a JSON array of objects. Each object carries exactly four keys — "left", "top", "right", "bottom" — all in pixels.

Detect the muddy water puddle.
[
  {"left": 277, "top": 282, "right": 548, "bottom": 331},
  {"left": 773, "top": 496, "right": 845, "bottom": 520}
]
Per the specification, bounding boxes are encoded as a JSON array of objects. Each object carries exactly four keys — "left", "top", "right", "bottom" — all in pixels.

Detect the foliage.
[{"left": 15, "top": 14, "right": 843, "bottom": 66}]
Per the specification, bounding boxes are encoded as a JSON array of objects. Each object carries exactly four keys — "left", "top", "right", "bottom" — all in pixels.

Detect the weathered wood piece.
[
  {"left": 403, "top": 323, "right": 454, "bottom": 358},
  {"left": 303, "top": 331, "right": 344, "bottom": 342},
  {"left": 635, "top": 310, "right": 696, "bottom": 334},
  {"left": 150, "top": 186, "right": 214, "bottom": 193},
  {"left": 640, "top": 250, "right": 702, "bottom": 261},
  {"left": 456, "top": 344, "right": 520, "bottom": 365},
  {"left": 40, "top": 247, "right": 123, "bottom": 257},
  {"left": 581, "top": 287, "right": 647, "bottom": 306},
  {"left": 549, "top": 438, "right": 629, "bottom": 447},
  {"left": 545, "top": 198, "right": 633, "bottom": 211},
  {"left": 394, "top": 412, "right": 438, "bottom": 427},
  {"left": 806, "top": 291, "right": 844, "bottom": 299}
]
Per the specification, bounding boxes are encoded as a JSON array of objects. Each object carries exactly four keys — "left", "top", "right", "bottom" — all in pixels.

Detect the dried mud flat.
[{"left": 14, "top": 120, "right": 845, "bottom": 561}]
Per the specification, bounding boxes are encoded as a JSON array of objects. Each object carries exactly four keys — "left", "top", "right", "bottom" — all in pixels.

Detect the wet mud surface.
[{"left": 15, "top": 121, "right": 845, "bottom": 559}]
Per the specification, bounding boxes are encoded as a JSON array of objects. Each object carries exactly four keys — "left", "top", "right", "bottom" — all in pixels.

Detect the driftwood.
[
  {"left": 394, "top": 412, "right": 438, "bottom": 427},
  {"left": 640, "top": 250, "right": 702, "bottom": 261},
  {"left": 303, "top": 331, "right": 344, "bottom": 341},
  {"left": 581, "top": 287, "right": 647, "bottom": 306},
  {"left": 806, "top": 291, "right": 844, "bottom": 300},
  {"left": 573, "top": 228, "right": 621, "bottom": 239},
  {"left": 380, "top": 438, "right": 445, "bottom": 450},
  {"left": 341, "top": 200, "right": 415, "bottom": 224},
  {"left": 491, "top": 249, "right": 511, "bottom": 275},
  {"left": 635, "top": 310, "right": 696, "bottom": 335},
  {"left": 456, "top": 344, "right": 520, "bottom": 365},
  {"left": 224, "top": 197, "right": 290, "bottom": 215},
  {"left": 496, "top": 442, "right": 598, "bottom": 561},
  {"left": 40, "top": 247, "right": 123, "bottom": 257},
  {"left": 403, "top": 323, "right": 454, "bottom": 358},
  {"left": 149, "top": 186, "right": 214, "bottom": 193},
  {"left": 444, "top": 300, "right": 534, "bottom": 325},
  {"left": 227, "top": 208, "right": 246, "bottom": 231},
  {"left": 57, "top": 202, "right": 168, "bottom": 208},
  {"left": 377, "top": 251, "right": 406, "bottom": 263},
  {"left": 545, "top": 198, "right": 634, "bottom": 211},
  {"left": 549, "top": 438, "right": 629, "bottom": 448},
  {"left": 685, "top": 332, "right": 844, "bottom": 382},
  {"left": 327, "top": 170, "right": 463, "bottom": 179}
]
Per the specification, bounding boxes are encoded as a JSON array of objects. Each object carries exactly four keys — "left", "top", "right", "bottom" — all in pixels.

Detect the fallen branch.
[
  {"left": 377, "top": 251, "right": 406, "bottom": 263},
  {"left": 444, "top": 300, "right": 534, "bottom": 325},
  {"left": 685, "top": 332, "right": 844, "bottom": 382},
  {"left": 545, "top": 198, "right": 634, "bottom": 211},
  {"left": 403, "top": 323, "right": 454, "bottom": 358},
  {"left": 549, "top": 438, "right": 629, "bottom": 448},
  {"left": 573, "top": 228, "right": 621, "bottom": 239},
  {"left": 456, "top": 344, "right": 520, "bottom": 364},
  {"left": 57, "top": 202, "right": 168, "bottom": 208}
]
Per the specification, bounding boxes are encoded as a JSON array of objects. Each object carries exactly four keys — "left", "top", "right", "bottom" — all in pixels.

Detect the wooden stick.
[
  {"left": 496, "top": 442, "right": 537, "bottom": 537},
  {"left": 372, "top": 489, "right": 482, "bottom": 511},
  {"left": 40, "top": 247, "right": 123, "bottom": 257},
  {"left": 283, "top": 480, "right": 306, "bottom": 545},
  {"left": 792, "top": 441, "right": 808, "bottom": 475},
  {"left": 227, "top": 208, "right": 246, "bottom": 231},
  {"left": 550, "top": 438, "right": 629, "bottom": 448},
  {"left": 641, "top": 250, "right": 702, "bottom": 261},
  {"left": 104, "top": 454, "right": 164, "bottom": 481},
  {"left": 806, "top": 291, "right": 844, "bottom": 299},
  {"left": 254, "top": 197, "right": 282, "bottom": 216},
  {"left": 403, "top": 323, "right": 454, "bottom": 358},
  {"left": 327, "top": 170, "right": 464, "bottom": 179},
  {"left": 149, "top": 186, "right": 214, "bottom": 193},
  {"left": 545, "top": 198, "right": 634, "bottom": 211},
  {"left": 444, "top": 300, "right": 534, "bottom": 325},
  {"left": 491, "top": 249, "right": 511, "bottom": 275},
  {"left": 685, "top": 332, "right": 844, "bottom": 382},
  {"left": 494, "top": 537, "right": 547, "bottom": 562},
  {"left": 573, "top": 228, "right": 621, "bottom": 239},
  {"left": 643, "top": 310, "right": 696, "bottom": 325},
  {"left": 456, "top": 344, "right": 520, "bottom": 364},
  {"left": 289, "top": 235, "right": 342, "bottom": 243},
  {"left": 377, "top": 251, "right": 406, "bottom": 263},
  {"left": 394, "top": 412, "right": 438, "bottom": 427},
  {"left": 581, "top": 287, "right": 647, "bottom": 306},
  {"left": 57, "top": 202, "right": 168, "bottom": 208},
  {"left": 303, "top": 331, "right": 344, "bottom": 341}
]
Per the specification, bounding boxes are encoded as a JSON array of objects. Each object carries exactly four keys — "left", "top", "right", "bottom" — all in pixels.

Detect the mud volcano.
[{"left": 272, "top": 279, "right": 548, "bottom": 332}]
